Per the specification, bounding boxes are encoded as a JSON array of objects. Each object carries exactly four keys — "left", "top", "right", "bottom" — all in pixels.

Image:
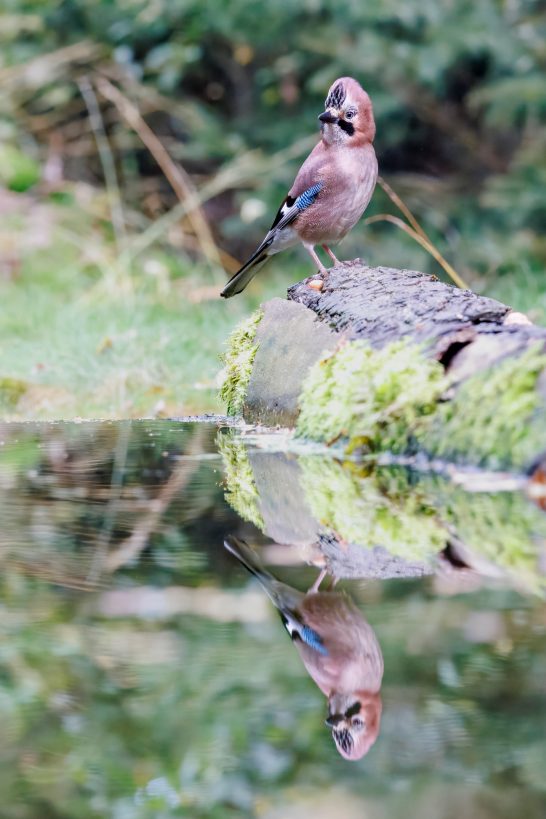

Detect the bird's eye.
[{"left": 345, "top": 110, "right": 356, "bottom": 120}]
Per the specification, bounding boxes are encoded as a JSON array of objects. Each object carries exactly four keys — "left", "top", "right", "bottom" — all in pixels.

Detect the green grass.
[
  {"left": 1, "top": 282, "right": 225, "bottom": 419},
  {"left": 0, "top": 190, "right": 299, "bottom": 420}
]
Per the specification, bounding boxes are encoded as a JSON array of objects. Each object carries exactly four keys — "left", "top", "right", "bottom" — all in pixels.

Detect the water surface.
[{"left": 1, "top": 420, "right": 545, "bottom": 818}]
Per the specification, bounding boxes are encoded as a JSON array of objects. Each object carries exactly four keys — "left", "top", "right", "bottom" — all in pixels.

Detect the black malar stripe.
[{"left": 337, "top": 119, "right": 355, "bottom": 136}]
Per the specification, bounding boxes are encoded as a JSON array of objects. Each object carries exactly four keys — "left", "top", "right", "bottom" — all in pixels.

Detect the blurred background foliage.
[
  {"left": 1, "top": 419, "right": 546, "bottom": 817},
  {"left": 0, "top": 0, "right": 545, "bottom": 418}
]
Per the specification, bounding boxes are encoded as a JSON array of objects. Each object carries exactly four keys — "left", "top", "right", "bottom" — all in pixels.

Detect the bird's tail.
[
  {"left": 220, "top": 250, "right": 270, "bottom": 298},
  {"left": 224, "top": 535, "right": 273, "bottom": 582},
  {"left": 224, "top": 536, "right": 303, "bottom": 611}
]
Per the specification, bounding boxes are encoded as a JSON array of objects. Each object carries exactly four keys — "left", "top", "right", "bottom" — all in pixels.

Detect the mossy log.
[{"left": 221, "top": 261, "right": 546, "bottom": 472}]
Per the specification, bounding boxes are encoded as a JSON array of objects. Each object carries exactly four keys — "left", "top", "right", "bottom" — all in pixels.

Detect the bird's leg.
[
  {"left": 303, "top": 243, "right": 328, "bottom": 275},
  {"left": 322, "top": 245, "right": 340, "bottom": 265},
  {"left": 308, "top": 567, "right": 328, "bottom": 594}
]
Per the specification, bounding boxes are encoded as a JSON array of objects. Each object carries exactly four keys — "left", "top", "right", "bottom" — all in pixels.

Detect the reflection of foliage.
[
  {"left": 299, "top": 456, "right": 445, "bottom": 561},
  {"left": 0, "top": 421, "right": 232, "bottom": 587},
  {"left": 2, "top": 571, "right": 546, "bottom": 817},
  {"left": 216, "top": 430, "right": 264, "bottom": 530},
  {"left": 419, "top": 343, "right": 546, "bottom": 469},
  {"left": 219, "top": 309, "right": 263, "bottom": 416},
  {"left": 0, "top": 573, "right": 315, "bottom": 818},
  {"left": 1, "top": 422, "right": 546, "bottom": 815},
  {"left": 296, "top": 339, "right": 446, "bottom": 452}
]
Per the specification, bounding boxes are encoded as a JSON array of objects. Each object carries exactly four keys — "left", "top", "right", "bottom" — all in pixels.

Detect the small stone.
[
  {"left": 308, "top": 278, "right": 323, "bottom": 291},
  {"left": 504, "top": 310, "right": 532, "bottom": 326}
]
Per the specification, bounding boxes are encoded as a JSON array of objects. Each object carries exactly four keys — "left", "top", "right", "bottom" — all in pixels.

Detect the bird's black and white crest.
[
  {"left": 325, "top": 81, "right": 346, "bottom": 110},
  {"left": 333, "top": 728, "right": 354, "bottom": 756}
]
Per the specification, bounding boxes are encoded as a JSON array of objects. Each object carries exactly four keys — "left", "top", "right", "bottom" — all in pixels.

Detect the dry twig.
[
  {"left": 96, "top": 76, "right": 222, "bottom": 270},
  {"left": 125, "top": 134, "right": 316, "bottom": 261},
  {"left": 78, "top": 77, "right": 127, "bottom": 255},
  {"left": 365, "top": 212, "right": 468, "bottom": 289}
]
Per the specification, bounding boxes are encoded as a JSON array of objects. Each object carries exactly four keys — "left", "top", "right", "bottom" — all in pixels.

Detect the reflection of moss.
[
  {"left": 431, "top": 480, "right": 546, "bottom": 593},
  {"left": 216, "top": 423, "right": 546, "bottom": 591},
  {"left": 217, "top": 431, "right": 264, "bottom": 530},
  {"left": 298, "top": 456, "right": 446, "bottom": 561},
  {"left": 296, "top": 339, "right": 445, "bottom": 453},
  {"left": 298, "top": 455, "right": 546, "bottom": 592},
  {"left": 418, "top": 343, "right": 546, "bottom": 469},
  {"left": 219, "top": 309, "right": 263, "bottom": 416}
]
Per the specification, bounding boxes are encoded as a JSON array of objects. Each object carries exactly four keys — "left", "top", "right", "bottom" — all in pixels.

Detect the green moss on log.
[
  {"left": 296, "top": 336, "right": 546, "bottom": 470},
  {"left": 220, "top": 306, "right": 546, "bottom": 471},
  {"left": 417, "top": 343, "right": 546, "bottom": 469},
  {"left": 296, "top": 339, "right": 446, "bottom": 452},
  {"left": 219, "top": 309, "right": 263, "bottom": 416},
  {"left": 216, "top": 431, "right": 264, "bottom": 530}
]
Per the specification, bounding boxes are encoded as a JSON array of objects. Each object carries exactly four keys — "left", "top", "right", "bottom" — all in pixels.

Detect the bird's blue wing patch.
[
  {"left": 280, "top": 612, "right": 329, "bottom": 655},
  {"left": 300, "top": 625, "right": 329, "bottom": 655},
  {"left": 295, "top": 183, "right": 322, "bottom": 211},
  {"left": 269, "top": 183, "right": 322, "bottom": 232}
]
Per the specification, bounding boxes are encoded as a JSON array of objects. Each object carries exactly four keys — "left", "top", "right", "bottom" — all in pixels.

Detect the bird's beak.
[
  {"left": 325, "top": 713, "right": 344, "bottom": 728},
  {"left": 318, "top": 110, "right": 339, "bottom": 124}
]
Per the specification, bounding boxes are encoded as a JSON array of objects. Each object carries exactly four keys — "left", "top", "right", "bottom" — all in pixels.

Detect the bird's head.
[
  {"left": 325, "top": 690, "right": 382, "bottom": 760},
  {"left": 318, "top": 77, "right": 375, "bottom": 147}
]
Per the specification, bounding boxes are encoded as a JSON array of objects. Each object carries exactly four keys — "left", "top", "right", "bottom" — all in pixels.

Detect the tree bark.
[{"left": 287, "top": 261, "right": 542, "bottom": 378}]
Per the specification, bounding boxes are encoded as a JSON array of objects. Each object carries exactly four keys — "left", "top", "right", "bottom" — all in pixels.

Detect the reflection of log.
[
  {"left": 228, "top": 261, "right": 546, "bottom": 471},
  {"left": 217, "top": 432, "right": 546, "bottom": 592},
  {"left": 247, "top": 448, "right": 430, "bottom": 579}
]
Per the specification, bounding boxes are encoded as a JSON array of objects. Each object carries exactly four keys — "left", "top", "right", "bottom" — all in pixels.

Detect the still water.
[{"left": 1, "top": 420, "right": 545, "bottom": 818}]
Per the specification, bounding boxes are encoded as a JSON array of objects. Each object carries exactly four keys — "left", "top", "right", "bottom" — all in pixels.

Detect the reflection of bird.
[
  {"left": 220, "top": 76, "right": 377, "bottom": 298},
  {"left": 224, "top": 536, "right": 384, "bottom": 760}
]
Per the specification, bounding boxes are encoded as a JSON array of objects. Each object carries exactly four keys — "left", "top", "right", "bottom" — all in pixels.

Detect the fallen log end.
[{"left": 220, "top": 260, "right": 546, "bottom": 472}]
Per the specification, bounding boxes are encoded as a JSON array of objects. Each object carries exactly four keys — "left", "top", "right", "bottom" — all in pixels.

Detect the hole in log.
[
  {"left": 441, "top": 541, "right": 472, "bottom": 570},
  {"left": 437, "top": 328, "right": 476, "bottom": 370}
]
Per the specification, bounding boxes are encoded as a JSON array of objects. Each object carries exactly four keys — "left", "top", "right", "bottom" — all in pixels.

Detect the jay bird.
[
  {"left": 220, "top": 76, "right": 377, "bottom": 298},
  {"left": 224, "top": 535, "right": 384, "bottom": 760}
]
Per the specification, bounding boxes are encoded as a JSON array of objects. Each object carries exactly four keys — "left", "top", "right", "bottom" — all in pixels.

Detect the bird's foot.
[
  {"left": 303, "top": 244, "right": 328, "bottom": 287},
  {"left": 308, "top": 567, "right": 328, "bottom": 594}
]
